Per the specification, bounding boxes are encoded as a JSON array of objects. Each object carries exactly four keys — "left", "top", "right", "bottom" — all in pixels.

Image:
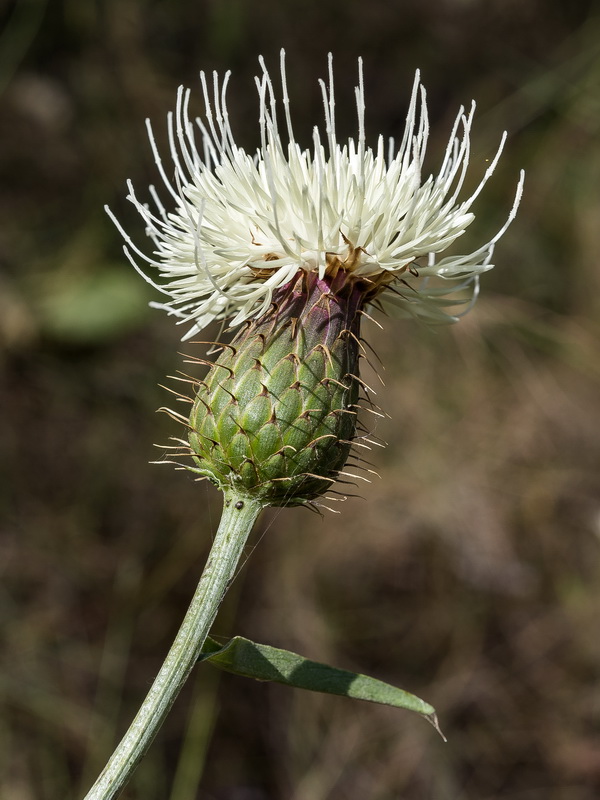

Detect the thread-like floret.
[{"left": 108, "top": 52, "right": 523, "bottom": 339}]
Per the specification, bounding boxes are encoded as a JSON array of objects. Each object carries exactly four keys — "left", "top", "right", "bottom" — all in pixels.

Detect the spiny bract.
[{"left": 185, "top": 271, "right": 369, "bottom": 506}]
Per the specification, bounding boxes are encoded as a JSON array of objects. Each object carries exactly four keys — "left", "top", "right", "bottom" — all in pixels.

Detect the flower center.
[{"left": 250, "top": 231, "right": 408, "bottom": 295}]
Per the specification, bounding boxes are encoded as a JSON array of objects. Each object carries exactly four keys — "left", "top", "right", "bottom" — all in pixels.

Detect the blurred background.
[{"left": 2, "top": 0, "right": 600, "bottom": 798}]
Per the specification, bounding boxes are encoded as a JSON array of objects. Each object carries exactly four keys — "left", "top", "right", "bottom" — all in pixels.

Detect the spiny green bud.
[{"left": 186, "top": 270, "right": 369, "bottom": 506}]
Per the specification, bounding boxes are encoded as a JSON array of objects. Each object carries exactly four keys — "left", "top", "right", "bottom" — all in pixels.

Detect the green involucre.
[{"left": 187, "top": 271, "right": 365, "bottom": 505}]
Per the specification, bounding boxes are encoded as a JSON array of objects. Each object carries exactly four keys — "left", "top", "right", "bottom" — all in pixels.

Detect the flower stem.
[{"left": 83, "top": 493, "right": 263, "bottom": 800}]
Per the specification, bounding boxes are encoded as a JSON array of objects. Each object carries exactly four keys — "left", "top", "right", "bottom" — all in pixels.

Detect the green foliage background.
[{"left": 1, "top": 0, "right": 600, "bottom": 798}]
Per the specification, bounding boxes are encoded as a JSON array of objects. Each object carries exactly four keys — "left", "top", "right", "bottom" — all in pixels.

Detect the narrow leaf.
[{"left": 199, "top": 636, "right": 445, "bottom": 739}]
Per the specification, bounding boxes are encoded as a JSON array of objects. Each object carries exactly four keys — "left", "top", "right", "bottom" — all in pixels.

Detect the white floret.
[{"left": 107, "top": 50, "right": 523, "bottom": 338}]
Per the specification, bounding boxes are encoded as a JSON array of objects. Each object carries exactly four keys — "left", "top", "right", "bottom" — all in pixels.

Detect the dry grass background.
[{"left": 1, "top": 0, "right": 600, "bottom": 798}]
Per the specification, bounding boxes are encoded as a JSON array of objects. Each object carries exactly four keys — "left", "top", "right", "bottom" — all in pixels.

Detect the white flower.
[{"left": 108, "top": 51, "right": 523, "bottom": 339}]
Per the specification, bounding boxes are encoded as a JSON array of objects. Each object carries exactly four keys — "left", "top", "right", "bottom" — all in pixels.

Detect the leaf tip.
[{"left": 426, "top": 711, "right": 447, "bottom": 742}]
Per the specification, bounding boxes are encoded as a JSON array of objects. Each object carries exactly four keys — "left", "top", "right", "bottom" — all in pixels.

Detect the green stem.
[{"left": 83, "top": 492, "right": 263, "bottom": 800}]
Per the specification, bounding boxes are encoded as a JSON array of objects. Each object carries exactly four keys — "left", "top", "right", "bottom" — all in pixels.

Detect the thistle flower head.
[
  {"left": 116, "top": 54, "right": 523, "bottom": 508},
  {"left": 109, "top": 51, "right": 523, "bottom": 340}
]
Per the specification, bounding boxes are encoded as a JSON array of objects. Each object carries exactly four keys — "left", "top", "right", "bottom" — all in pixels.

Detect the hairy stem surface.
[{"left": 83, "top": 493, "right": 263, "bottom": 800}]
